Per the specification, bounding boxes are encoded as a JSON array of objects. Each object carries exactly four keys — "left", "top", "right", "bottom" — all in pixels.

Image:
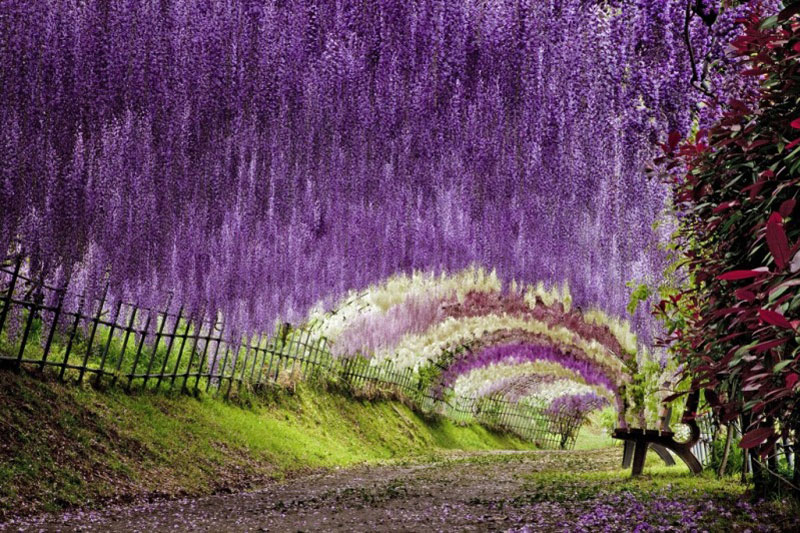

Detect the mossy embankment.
[{"left": 0, "top": 369, "right": 533, "bottom": 519}]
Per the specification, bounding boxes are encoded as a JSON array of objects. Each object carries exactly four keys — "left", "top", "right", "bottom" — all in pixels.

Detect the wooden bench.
[{"left": 611, "top": 390, "right": 702, "bottom": 476}]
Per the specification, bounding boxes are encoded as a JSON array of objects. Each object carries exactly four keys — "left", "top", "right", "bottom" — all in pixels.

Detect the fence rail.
[{"left": 1, "top": 257, "right": 585, "bottom": 449}]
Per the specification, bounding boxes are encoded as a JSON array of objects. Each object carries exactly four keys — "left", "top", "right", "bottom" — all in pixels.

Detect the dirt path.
[{"left": 1, "top": 448, "right": 796, "bottom": 532}]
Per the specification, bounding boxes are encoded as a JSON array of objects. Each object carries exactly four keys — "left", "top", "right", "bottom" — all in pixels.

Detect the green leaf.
[
  {"left": 730, "top": 342, "right": 758, "bottom": 367},
  {"left": 785, "top": 143, "right": 800, "bottom": 160},
  {"left": 760, "top": 15, "right": 778, "bottom": 29},
  {"left": 768, "top": 284, "right": 792, "bottom": 304},
  {"left": 773, "top": 359, "right": 794, "bottom": 373}
]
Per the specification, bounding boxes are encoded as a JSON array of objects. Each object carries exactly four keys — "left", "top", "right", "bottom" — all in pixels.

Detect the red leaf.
[
  {"left": 766, "top": 212, "right": 790, "bottom": 270},
  {"left": 668, "top": 131, "right": 681, "bottom": 150},
  {"left": 792, "top": 118, "right": 800, "bottom": 129},
  {"left": 745, "top": 139, "right": 770, "bottom": 152},
  {"left": 734, "top": 289, "right": 756, "bottom": 302},
  {"left": 713, "top": 201, "right": 739, "bottom": 214},
  {"left": 713, "top": 307, "right": 745, "bottom": 318},
  {"left": 787, "top": 373, "right": 799, "bottom": 389},
  {"left": 787, "top": 138, "right": 800, "bottom": 150},
  {"left": 743, "top": 181, "right": 766, "bottom": 201},
  {"left": 753, "top": 337, "right": 789, "bottom": 353},
  {"left": 663, "top": 391, "right": 687, "bottom": 403},
  {"left": 758, "top": 308, "right": 794, "bottom": 329},
  {"left": 779, "top": 199, "right": 796, "bottom": 217},
  {"left": 721, "top": 409, "right": 739, "bottom": 424},
  {"left": 717, "top": 270, "right": 766, "bottom": 281},
  {"left": 794, "top": 42, "right": 800, "bottom": 53},
  {"left": 742, "top": 381, "right": 762, "bottom": 392},
  {"left": 739, "top": 427, "right": 774, "bottom": 449}
]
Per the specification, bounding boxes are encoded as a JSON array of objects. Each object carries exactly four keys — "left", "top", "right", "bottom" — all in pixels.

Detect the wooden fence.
[{"left": 0, "top": 256, "right": 585, "bottom": 449}]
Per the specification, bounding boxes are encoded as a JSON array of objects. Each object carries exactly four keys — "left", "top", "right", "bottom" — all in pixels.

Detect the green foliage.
[
  {"left": 705, "top": 431, "right": 745, "bottom": 477},
  {"left": 653, "top": 5, "right": 800, "bottom": 499},
  {"left": 625, "top": 282, "right": 652, "bottom": 315},
  {"left": 0, "top": 370, "right": 533, "bottom": 518}
]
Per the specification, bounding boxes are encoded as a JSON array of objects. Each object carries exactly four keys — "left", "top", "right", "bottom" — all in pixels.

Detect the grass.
[
  {"left": 0, "top": 369, "right": 534, "bottom": 519},
  {"left": 572, "top": 426, "right": 614, "bottom": 450},
  {"left": 520, "top": 462, "right": 740, "bottom": 503}
]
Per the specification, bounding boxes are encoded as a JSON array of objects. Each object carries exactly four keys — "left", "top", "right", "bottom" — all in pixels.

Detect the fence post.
[
  {"left": 191, "top": 320, "right": 213, "bottom": 392},
  {"left": 302, "top": 337, "right": 316, "bottom": 381},
  {"left": 251, "top": 334, "right": 266, "bottom": 384},
  {"left": 231, "top": 337, "right": 252, "bottom": 397},
  {"left": 15, "top": 284, "right": 43, "bottom": 369},
  {"left": 319, "top": 337, "right": 329, "bottom": 372},
  {"left": 0, "top": 255, "right": 22, "bottom": 350},
  {"left": 168, "top": 314, "right": 194, "bottom": 390},
  {"left": 274, "top": 323, "right": 290, "bottom": 381},
  {"left": 40, "top": 287, "right": 66, "bottom": 369},
  {"left": 216, "top": 344, "right": 232, "bottom": 395},
  {"left": 59, "top": 295, "right": 85, "bottom": 381},
  {"left": 142, "top": 295, "right": 173, "bottom": 389},
  {"left": 177, "top": 310, "right": 204, "bottom": 391},
  {"left": 78, "top": 284, "right": 109, "bottom": 382},
  {"left": 0, "top": 255, "right": 22, "bottom": 339},
  {"left": 205, "top": 321, "right": 225, "bottom": 393},
  {"left": 342, "top": 356, "right": 352, "bottom": 385},
  {"left": 156, "top": 306, "right": 183, "bottom": 390},
  {"left": 289, "top": 327, "right": 307, "bottom": 377},
  {"left": 95, "top": 299, "right": 123, "bottom": 386},
  {"left": 111, "top": 305, "right": 138, "bottom": 387},
  {"left": 127, "top": 310, "right": 153, "bottom": 391}
]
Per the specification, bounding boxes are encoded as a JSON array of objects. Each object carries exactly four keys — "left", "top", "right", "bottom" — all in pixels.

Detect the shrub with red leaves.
[{"left": 656, "top": 3, "right": 800, "bottom": 494}]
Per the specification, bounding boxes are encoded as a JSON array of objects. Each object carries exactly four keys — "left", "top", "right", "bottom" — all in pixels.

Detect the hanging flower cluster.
[
  {"left": 440, "top": 343, "right": 618, "bottom": 394},
  {"left": 544, "top": 393, "right": 609, "bottom": 418},
  {"left": 475, "top": 373, "right": 561, "bottom": 401},
  {"left": 0, "top": 0, "right": 757, "bottom": 339},
  {"left": 310, "top": 268, "right": 502, "bottom": 342},
  {"left": 327, "top": 281, "right": 635, "bottom": 361},
  {"left": 331, "top": 292, "right": 451, "bottom": 358},
  {"left": 452, "top": 360, "right": 589, "bottom": 398},
  {"left": 376, "top": 313, "right": 627, "bottom": 376}
]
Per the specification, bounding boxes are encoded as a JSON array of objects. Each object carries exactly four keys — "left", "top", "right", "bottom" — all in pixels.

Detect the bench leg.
[
  {"left": 650, "top": 443, "right": 676, "bottom": 467},
  {"left": 622, "top": 440, "right": 635, "bottom": 468},
  {"left": 670, "top": 446, "right": 703, "bottom": 474},
  {"left": 631, "top": 440, "right": 648, "bottom": 476}
]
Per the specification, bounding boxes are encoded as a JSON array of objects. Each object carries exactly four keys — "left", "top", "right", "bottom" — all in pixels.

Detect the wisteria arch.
[
  {"left": 311, "top": 271, "right": 636, "bottom": 420},
  {"left": 0, "top": 0, "right": 758, "bottom": 339},
  {"left": 439, "top": 343, "right": 620, "bottom": 396}
]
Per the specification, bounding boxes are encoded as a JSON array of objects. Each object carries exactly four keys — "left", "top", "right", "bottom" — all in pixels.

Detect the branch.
[{"left": 683, "top": 0, "right": 720, "bottom": 104}]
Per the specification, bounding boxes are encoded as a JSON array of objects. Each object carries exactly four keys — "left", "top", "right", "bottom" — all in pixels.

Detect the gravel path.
[{"left": 2, "top": 448, "right": 796, "bottom": 532}]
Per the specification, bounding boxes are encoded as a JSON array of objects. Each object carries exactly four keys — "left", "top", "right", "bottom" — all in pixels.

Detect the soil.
[{"left": 4, "top": 448, "right": 797, "bottom": 533}]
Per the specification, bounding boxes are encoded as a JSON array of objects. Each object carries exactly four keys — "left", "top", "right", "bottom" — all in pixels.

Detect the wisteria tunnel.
[{"left": 1, "top": 0, "right": 799, "bottom": 531}]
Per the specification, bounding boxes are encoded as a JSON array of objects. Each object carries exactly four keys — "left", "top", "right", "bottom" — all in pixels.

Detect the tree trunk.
[
  {"left": 718, "top": 423, "right": 734, "bottom": 478},
  {"left": 741, "top": 446, "right": 749, "bottom": 484},
  {"left": 752, "top": 450, "right": 767, "bottom": 498},
  {"left": 794, "top": 435, "right": 799, "bottom": 501},
  {"left": 741, "top": 414, "right": 750, "bottom": 484}
]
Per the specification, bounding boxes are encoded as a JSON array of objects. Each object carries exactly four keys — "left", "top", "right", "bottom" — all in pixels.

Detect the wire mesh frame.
[
  {"left": 691, "top": 411, "right": 716, "bottom": 467},
  {"left": 1, "top": 260, "right": 586, "bottom": 449},
  {"left": 686, "top": 411, "right": 794, "bottom": 472},
  {"left": 474, "top": 395, "right": 585, "bottom": 450}
]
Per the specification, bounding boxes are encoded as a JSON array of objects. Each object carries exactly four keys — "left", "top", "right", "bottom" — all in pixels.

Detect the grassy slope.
[{"left": 0, "top": 370, "right": 533, "bottom": 518}]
